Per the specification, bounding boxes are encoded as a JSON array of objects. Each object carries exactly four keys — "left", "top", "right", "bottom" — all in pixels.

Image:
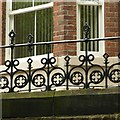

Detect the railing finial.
[
  {"left": 27, "top": 34, "right": 33, "bottom": 55},
  {"left": 9, "top": 30, "right": 16, "bottom": 44},
  {"left": 83, "top": 23, "right": 90, "bottom": 39}
]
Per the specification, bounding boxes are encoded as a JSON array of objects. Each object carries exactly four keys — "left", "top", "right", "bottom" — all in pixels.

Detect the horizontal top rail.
[{"left": 0, "top": 36, "right": 120, "bottom": 49}]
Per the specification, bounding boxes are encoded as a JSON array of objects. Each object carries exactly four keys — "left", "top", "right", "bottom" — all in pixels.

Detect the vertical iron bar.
[
  {"left": 105, "top": 63, "right": 108, "bottom": 88},
  {"left": 66, "top": 63, "right": 69, "bottom": 90},
  {"left": 10, "top": 46, "right": 14, "bottom": 92},
  {"left": 83, "top": 24, "right": 90, "bottom": 89},
  {"left": 103, "top": 53, "right": 109, "bottom": 88},
  {"left": 9, "top": 30, "right": 16, "bottom": 92},
  {"left": 47, "top": 44, "right": 50, "bottom": 91},
  {"left": 27, "top": 34, "right": 33, "bottom": 92},
  {"left": 65, "top": 56, "right": 70, "bottom": 90},
  {"left": 29, "top": 63, "right": 31, "bottom": 92},
  {"left": 85, "top": 39, "right": 88, "bottom": 89},
  {"left": 27, "top": 58, "right": 33, "bottom": 92}
]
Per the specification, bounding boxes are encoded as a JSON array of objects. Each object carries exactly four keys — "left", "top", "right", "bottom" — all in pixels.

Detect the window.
[
  {"left": 77, "top": 0, "right": 104, "bottom": 56},
  {"left": 6, "top": 0, "right": 53, "bottom": 59}
]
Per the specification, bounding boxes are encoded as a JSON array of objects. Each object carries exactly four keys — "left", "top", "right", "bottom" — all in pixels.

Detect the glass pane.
[
  {"left": 80, "top": 5, "right": 99, "bottom": 52},
  {"left": 34, "top": 0, "right": 51, "bottom": 6},
  {"left": 14, "top": 12, "right": 35, "bottom": 58},
  {"left": 36, "top": 7, "right": 53, "bottom": 55},
  {"left": 12, "top": 0, "right": 32, "bottom": 10}
]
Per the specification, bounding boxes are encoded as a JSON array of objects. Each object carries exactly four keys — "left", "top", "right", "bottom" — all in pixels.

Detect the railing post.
[
  {"left": 83, "top": 24, "right": 90, "bottom": 89},
  {"left": 103, "top": 53, "right": 109, "bottom": 88},
  {"left": 9, "top": 30, "right": 16, "bottom": 92},
  {"left": 27, "top": 58, "right": 33, "bottom": 92},
  {"left": 27, "top": 34, "right": 33, "bottom": 92},
  {"left": 47, "top": 44, "right": 50, "bottom": 91},
  {"left": 65, "top": 56, "right": 70, "bottom": 90}
]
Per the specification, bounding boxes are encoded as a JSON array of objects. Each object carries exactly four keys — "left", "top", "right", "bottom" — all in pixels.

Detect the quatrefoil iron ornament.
[
  {"left": 109, "top": 69, "right": 120, "bottom": 83},
  {"left": 51, "top": 73, "right": 65, "bottom": 86},
  {"left": 70, "top": 72, "right": 83, "bottom": 85}
]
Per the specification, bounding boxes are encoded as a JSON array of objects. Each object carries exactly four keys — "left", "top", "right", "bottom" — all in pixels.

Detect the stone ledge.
[
  {"left": 1, "top": 87, "right": 120, "bottom": 119},
  {"left": 2, "top": 113, "right": 120, "bottom": 120},
  {"left": 1, "top": 87, "right": 120, "bottom": 99}
]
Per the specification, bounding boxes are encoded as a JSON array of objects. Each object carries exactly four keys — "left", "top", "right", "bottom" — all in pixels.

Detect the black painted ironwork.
[{"left": 0, "top": 24, "right": 120, "bottom": 92}]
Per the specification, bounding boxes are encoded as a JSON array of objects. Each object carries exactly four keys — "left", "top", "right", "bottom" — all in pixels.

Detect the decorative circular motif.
[
  {"left": 88, "top": 54, "right": 94, "bottom": 62},
  {"left": 70, "top": 72, "right": 83, "bottom": 85},
  {"left": 14, "top": 75, "right": 27, "bottom": 88},
  {"left": 50, "top": 57, "right": 56, "bottom": 64},
  {"left": 51, "top": 73, "right": 65, "bottom": 86},
  {"left": 41, "top": 58, "right": 47, "bottom": 64},
  {"left": 109, "top": 69, "right": 120, "bottom": 83},
  {"left": 103, "top": 53, "right": 109, "bottom": 59},
  {"left": 64, "top": 56, "right": 70, "bottom": 62},
  {"left": 0, "top": 76, "right": 9, "bottom": 89},
  {"left": 5, "top": 60, "right": 11, "bottom": 67},
  {"left": 32, "top": 74, "right": 45, "bottom": 87},
  {"left": 90, "top": 70, "right": 103, "bottom": 84},
  {"left": 13, "top": 60, "right": 19, "bottom": 66},
  {"left": 27, "top": 58, "right": 33, "bottom": 64},
  {"left": 79, "top": 55, "right": 85, "bottom": 62},
  {"left": 9, "top": 30, "right": 16, "bottom": 39}
]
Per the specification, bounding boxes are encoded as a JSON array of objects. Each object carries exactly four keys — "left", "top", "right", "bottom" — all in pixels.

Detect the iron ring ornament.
[
  {"left": 109, "top": 69, "right": 120, "bottom": 83},
  {"left": 51, "top": 73, "right": 65, "bottom": 86},
  {"left": 70, "top": 71, "right": 84, "bottom": 85},
  {"left": 32, "top": 74, "right": 45, "bottom": 87},
  {"left": 5, "top": 60, "right": 11, "bottom": 68},
  {"left": 90, "top": 70, "right": 104, "bottom": 84},
  {"left": 9, "top": 30, "right": 16, "bottom": 39},
  {"left": 14, "top": 75, "right": 28, "bottom": 88}
]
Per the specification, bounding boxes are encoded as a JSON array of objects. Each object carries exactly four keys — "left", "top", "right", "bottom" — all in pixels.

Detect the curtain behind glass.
[
  {"left": 36, "top": 8, "right": 53, "bottom": 55},
  {"left": 14, "top": 12, "right": 35, "bottom": 58}
]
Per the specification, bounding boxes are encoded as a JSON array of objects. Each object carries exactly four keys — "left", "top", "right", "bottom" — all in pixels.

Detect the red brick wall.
[
  {"left": 104, "top": 2, "right": 120, "bottom": 56},
  {"left": 0, "top": 1, "right": 5, "bottom": 65},
  {"left": 53, "top": 2, "right": 77, "bottom": 56}
]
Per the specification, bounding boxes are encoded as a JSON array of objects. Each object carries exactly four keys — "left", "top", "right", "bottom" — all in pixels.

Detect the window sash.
[
  {"left": 77, "top": 0, "right": 104, "bottom": 56},
  {"left": 9, "top": 2, "right": 53, "bottom": 15},
  {"left": 8, "top": 1, "right": 53, "bottom": 58},
  {"left": 77, "top": 0, "right": 102, "bottom": 6}
]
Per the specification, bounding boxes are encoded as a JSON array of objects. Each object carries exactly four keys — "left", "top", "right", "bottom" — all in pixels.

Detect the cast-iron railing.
[{"left": 0, "top": 24, "right": 120, "bottom": 92}]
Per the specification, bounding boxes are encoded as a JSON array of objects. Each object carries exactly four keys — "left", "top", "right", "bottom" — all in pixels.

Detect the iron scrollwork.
[{"left": 0, "top": 25, "right": 120, "bottom": 93}]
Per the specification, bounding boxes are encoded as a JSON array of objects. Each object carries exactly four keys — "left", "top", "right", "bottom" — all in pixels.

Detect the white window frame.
[
  {"left": 76, "top": 0, "right": 105, "bottom": 57},
  {"left": 5, "top": 0, "right": 53, "bottom": 61}
]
